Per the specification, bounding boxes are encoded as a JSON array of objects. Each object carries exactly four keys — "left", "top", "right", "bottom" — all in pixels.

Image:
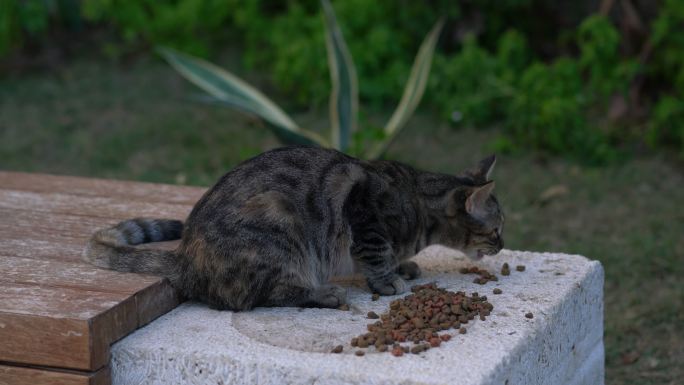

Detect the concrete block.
[{"left": 111, "top": 246, "right": 604, "bottom": 385}]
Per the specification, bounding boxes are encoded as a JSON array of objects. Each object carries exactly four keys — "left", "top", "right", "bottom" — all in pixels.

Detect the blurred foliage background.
[
  {"left": 2, "top": 0, "right": 684, "bottom": 162},
  {"left": 0, "top": 1, "right": 682, "bottom": 384}
]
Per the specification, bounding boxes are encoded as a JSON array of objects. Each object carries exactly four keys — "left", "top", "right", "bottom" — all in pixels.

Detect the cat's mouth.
[{"left": 474, "top": 248, "right": 500, "bottom": 259}]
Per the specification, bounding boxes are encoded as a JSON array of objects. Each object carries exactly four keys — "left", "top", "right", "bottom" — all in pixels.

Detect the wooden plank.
[
  {"left": 0, "top": 255, "right": 161, "bottom": 295},
  {"left": 134, "top": 279, "right": 181, "bottom": 327},
  {"left": 0, "top": 208, "right": 120, "bottom": 241},
  {"left": 0, "top": 189, "right": 193, "bottom": 220},
  {"left": 0, "top": 170, "right": 206, "bottom": 205},
  {"left": 0, "top": 238, "right": 93, "bottom": 262},
  {"left": 0, "top": 364, "right": 109, "bottom": 385},
  {"left": 0, "top": 236, "right": 179, "bottom": 263},
  {"left": 0, "top": 283, "right": 137, "bottom": 370},
  {"left": 0, "top": 282, "right": 130, "bottom": 322},
  {"left": 0, "top": 312, "right": 91, "bottom": 370},
  {"left": 0, "top": 173, "right": 191, "bottom": 376}
]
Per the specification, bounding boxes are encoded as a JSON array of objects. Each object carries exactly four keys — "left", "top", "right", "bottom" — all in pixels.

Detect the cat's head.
[{"left": 439, "top": 155, "right": 505, "bottom": 259}]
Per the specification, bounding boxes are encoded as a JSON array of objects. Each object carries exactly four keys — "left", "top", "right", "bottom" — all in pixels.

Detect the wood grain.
[
  {"left": 0, "top": 171, "right": 195, "bottom": 381},
  {"left": 0, "top": 312, "right": 91, "bottom": 370},
  {"left": 0, "top": 255, "right": 161, "bottom": 294},
  {"left": 0, "top": 283, "right": 138, "bottom": 370},
  {"left": 0, "top": 171, "right": 206, "bottom": 205},
  {"left": 0, "top": 189, "right": 193, "bottom": 220},
  {"left": 0, "top": 365, "right": 109, "bottom": 385}
]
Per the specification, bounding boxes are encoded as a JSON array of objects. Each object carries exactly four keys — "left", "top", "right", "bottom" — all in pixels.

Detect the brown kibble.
[
  {"left": 355, "top": 350, "right": 365, "bottom": 356},
  {"left": 338, "top": 304, "right": 350, "bottom": 311},
  {"left": 459, "top": 267, "right": 470, "bottom": 274},
  {"left": 516, "top": 265, "right": 526, "bottom": 272},
  {"left": 331, "top": 345, "right": 343, "bottom": 354},
  {"left": 349, "top": 283, "right": 493, "bottom": 356},
  {"left": 525, "top": 312, "right": 534, "bottom": 319},
  {"left": 493, "top": 288, "right": 502, "bottom": 294},
  {"left": 372, "top": 293, "right": 380, "bottom": 301}
]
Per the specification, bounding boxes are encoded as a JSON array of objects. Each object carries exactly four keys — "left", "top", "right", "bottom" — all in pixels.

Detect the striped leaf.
[
  {"left": 159, "top": 47, "right": 329, "bottom": 147},
  {"left": 321, "top": 0, "right": 358, "bottom": 152},
  {"left": 367, "top": 19, "right": 445, "bottom": 159}
]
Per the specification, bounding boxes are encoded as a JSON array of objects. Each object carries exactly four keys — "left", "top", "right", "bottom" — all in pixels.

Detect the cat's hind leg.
[{"left": 264, "top": 282, "right": 347, "bottom": 308}]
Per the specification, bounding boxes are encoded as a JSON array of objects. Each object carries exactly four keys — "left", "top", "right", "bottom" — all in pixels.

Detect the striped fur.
[{"left": 84, "top": 146, "right": 504, "bottom": 311}]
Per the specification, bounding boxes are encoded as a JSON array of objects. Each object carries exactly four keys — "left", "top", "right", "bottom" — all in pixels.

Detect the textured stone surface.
[{"left": 111, "top": 246, "right": 604, "bottom": 385}]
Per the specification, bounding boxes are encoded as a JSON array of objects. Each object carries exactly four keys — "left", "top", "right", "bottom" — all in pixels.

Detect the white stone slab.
[{"left": 111, "top": 246, "right": 604, "bottom": 385}]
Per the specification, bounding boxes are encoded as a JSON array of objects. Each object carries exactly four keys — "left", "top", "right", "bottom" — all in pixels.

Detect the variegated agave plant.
[{"left": 159, "top": 0, "right": 443, "bottom": 159}]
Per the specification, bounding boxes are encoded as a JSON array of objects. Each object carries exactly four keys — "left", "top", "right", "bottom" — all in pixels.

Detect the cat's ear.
[
  {"left": 466, "top": 155, "right": 496, "bottom": 183},
  {"left": 466, "top": 181, "right": 495, "bottom": 218}
]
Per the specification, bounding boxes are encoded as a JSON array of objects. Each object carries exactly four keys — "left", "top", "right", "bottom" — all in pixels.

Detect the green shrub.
[
  {"left": 0, "top": 0, "right": 80, "bottom": 56},
  {"left": 429, "top": 30, "right": 528, "bottom": 127},
  {"left": 645, "top": 0, "right": 684, "bottom": 155},
  {"left": 648, "top": 97, "right": 684, "bottom": 157},
  {"left": 431, "top": 15, "right": 629, "bottom": 164},
  {"left": 81, "top": 0, "right": 234, "bottom": 56}
]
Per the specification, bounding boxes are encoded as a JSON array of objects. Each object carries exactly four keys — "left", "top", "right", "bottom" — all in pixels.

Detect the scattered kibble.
[
  {"left": 516, "top": 265, "right": 526, "bottom": 272},
  {"left": 338, "top": 304, "right": 350, "bottom": 311},
  {"left": 355, "top": 350, "right": 365, "bottom": 356},
  {"left": 331, "top": 345, "right": 343, "bottom": 354},
  {"left": 461, "top": 266, "right": 499, "bottom": 284},
  {"left": 391, "top": 346, "right": 404, "bottom": 356},
  {"left": 372, "top": 293, "right": 380, "bottom": 301},
  {"left": 501, "top": 263, "right": 511, "bottom": 276},
  {"left": 349, "top": 283, "right": 493, "bottom": 357},
  {"left": 459, "top": 327, "right": 467, "bottom": 334},
  {"left": 493, "top": 288, "right": 502, "bottom": 295},
  {"left": 525, "top": 312, "right": 534, "bottom": 319}
]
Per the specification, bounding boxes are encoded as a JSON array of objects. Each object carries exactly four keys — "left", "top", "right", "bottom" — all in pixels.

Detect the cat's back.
[
  {"left": 186, "top": 146, "right": 364, "bottom": 226},
  {"left": 228, "top": 145, "right": 359, "bottom": 190}
]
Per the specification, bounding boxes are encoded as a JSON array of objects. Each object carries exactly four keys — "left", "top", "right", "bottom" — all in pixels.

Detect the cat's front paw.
[
  {"left": 396, "top": 261, "right": 422, "bottom": 280},
  {"left": 368, "top": 276, "right": 408, "bottom": 296}
]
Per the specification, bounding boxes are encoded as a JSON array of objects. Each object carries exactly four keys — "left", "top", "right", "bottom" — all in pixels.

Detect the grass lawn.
[{"left": 1, "top": 56, "right": 682, "bottom": 385}]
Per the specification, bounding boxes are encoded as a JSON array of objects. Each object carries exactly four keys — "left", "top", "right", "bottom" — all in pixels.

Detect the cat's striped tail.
[{"left": 83, "top": 218, "right": 183, "bottom": 282}]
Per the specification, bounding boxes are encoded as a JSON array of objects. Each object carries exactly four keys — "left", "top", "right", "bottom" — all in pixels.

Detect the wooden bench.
[{"left": 0, "top": 171, "right": 206, "bottom": 385}]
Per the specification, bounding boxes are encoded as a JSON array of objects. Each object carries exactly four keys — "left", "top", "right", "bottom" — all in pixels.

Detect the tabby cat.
[{"left": 84, "top": 146, "right": 504, "bottom": 311}]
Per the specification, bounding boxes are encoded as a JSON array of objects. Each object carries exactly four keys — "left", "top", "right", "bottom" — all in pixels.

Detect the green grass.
[{"left": 1, "top": 56, "right": 682, "bottom": 385}]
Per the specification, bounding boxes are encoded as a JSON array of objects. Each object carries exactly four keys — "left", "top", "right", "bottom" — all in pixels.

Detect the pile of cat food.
[
  {"left": 332, "top": 262, "right": 532, "bottom": 356},
  {"left": 335, "top": 283, "right": 494, "bottom": 357}
]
